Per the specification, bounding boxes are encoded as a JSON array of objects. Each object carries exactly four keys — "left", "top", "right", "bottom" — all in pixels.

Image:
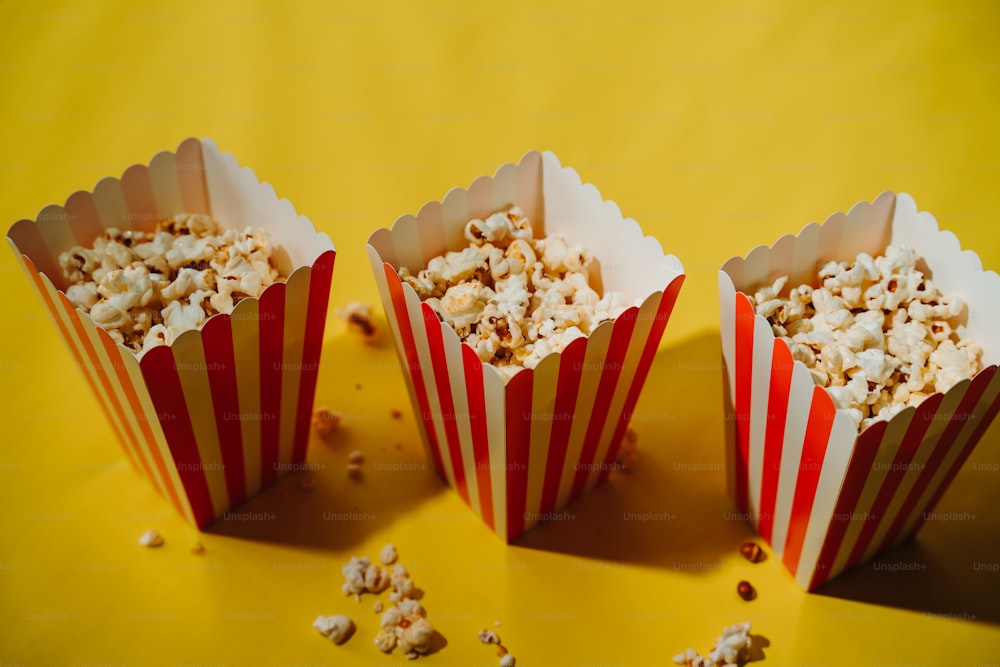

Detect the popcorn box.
[
  {"left": 719, "top": 192, "right": 1000, "bottom": 589},
  {"left": 367, "top": 151, "right": 685, "bottom": 541},
  {"left": 6, "top": 138, "right": 336, "bottom": 528}
]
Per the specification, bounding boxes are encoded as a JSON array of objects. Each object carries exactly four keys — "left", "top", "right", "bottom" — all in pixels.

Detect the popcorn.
[
  {"left": 338, "top": 301, "right": 378, "bottom": 339},
  {"left": 348, "top": 547, "right": 436, "bottom": 660},
  {"left": 478, "top": 628, "right": 501, "bottom": 645},
  {"left": 341, "top": 556, "right": 389, "bottom": 600},
  {"left": 398, "top": 206, "right": 633, "bottom": 382},
  {"left": 478, "top": 627, "right": 516, "bottom": 666},
  {"left": 312, "top": 407, "right": 342, "bottom": 439},
  {"left": 58, "top": 213, "right": 284, "bottom": 354},
  {"left": 138, "top": 529, "right": 164, "bottom": 547},
  {"left": 750, "top": 244, "right": 982, "bottom": 431},
  {"left": 708, "top": 622, "right": 753, "bottom": 666},
  {"left": 672, "top": 621, "right": 753, "bottom": 667},
  {"left": 379, "top": 543, "right": 399, "bottom": 566},
  {"left": 313, "top": 614, "right": 354, "bottom": 645}
]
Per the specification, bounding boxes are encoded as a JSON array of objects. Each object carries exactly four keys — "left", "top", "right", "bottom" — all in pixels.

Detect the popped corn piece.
[
  {"left": 66, "top": 282, "right": 99, "bottom": 310},
  {"left": 373, "top": 600, "right": 384, "bottom": 613},
  {"left": 389, "top": 563, "right": 416, "bottom": 602},
  {"left": 138, "top": 529, "right": 163, "bottom": 547},
  {"left": 707, "top": 621, "right": 752, "bottom": 666},
  {"left": 465, "top": 209, "right": 526, "bottom": 247},
  {"left": 347, "top": 463, "right": 363, "bottom": 480},
  {"left": 499, "top": 654, "right": 516, "bottom": 667},
  {"left": 379, "top": 543, "right": 399, "bottom": 566},
  {"left": 312, "top": 407, "right": 341, "bottom": 439},
  {"left": 313, "top": 614, "right": 354, "bottom": 644},
  {"left": 141, "top": 324, "right": 172, "bottom": 353},
  {"left": 752, "top": 275, "right": 788, "bottom": 304},
  {"left": 432, "top": 280, "right": 495, "bottom": 337},
  {"left": 339, "top": 301, "right": 378, "bottom": 338},
  {"left": 161, "top": 289, "right": 213, "bottom": 335},
  {"left": 159, "top": 267, "right": 215, "bottom": 302},
  {"left": 341, "top": 556, "right": 388, "bottom": 600},
  {"left": 89, "top": 299, "right": 132, "bottom": 331},
  {"left": 478, "top": 628, "right": 501, "bottom": 645},
  {"left": 929, "top": 339, "right": 982, "bottom": 392},
  {"left": 397, "top": 616, "right": 434, "bottom": 657},
  {"left": 374, "top": 629, "right": 397, "bottom": 653},
  {"left": 348, "top": 450, "right": 365, "bottom": 464}
]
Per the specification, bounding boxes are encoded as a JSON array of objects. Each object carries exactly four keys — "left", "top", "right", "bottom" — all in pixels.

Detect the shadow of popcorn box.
[
  {"left": 719, "top": 192, "right": 1000, "bottom": 589},
  {"left": 6, "top": 138, "right": 336, "bottom": 528},
  {"left": 367, "top": 150, "right": 685, "bottom": 541}
]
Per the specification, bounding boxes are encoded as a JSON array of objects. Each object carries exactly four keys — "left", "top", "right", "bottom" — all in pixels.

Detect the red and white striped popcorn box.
[
  {"left": 6, "top": 138, "right": 336, "bottom": 529},
  {"left": 719, "top": 191, "right": 1000, "bottom": 590},
  {"left": 367, "top": 151, "right": 685, "bottom": 541}
]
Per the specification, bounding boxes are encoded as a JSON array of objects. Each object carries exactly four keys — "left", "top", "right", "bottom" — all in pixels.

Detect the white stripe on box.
[
  {"left": 404, "top": 288, "right": 458, "bottom": 493},
  {"left": 748, "top": 311, "right": 776, "bottom": 527},
  {"left": 718, "top": 271, "right": 738, "bottom": 501},
  {"left": 484, "top": 368, "right": 507, "bottom": 541},
  {"left": 231, "top": 297, "right": 263, "bottom": 498},
  {"left": 442, "top": 321, "right": 481, "bottom": 519},
  {"left": 525, "top": 355, "right": 560, "bottom": 524}
]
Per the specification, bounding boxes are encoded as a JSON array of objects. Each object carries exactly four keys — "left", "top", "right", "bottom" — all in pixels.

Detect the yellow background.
[{"left": 2, "top": 1, "right": 1000, "bottom": 665}]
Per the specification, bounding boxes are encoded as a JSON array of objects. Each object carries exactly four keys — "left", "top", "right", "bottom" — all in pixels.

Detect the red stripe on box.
[
  {"left": 141, "top": 346, "right": 215, "bottom": 528},
  {"left": 597, "top": 277, "right": 684, "bottom": 485},
  {"left": 902, "top": 367, "right": 1000, "bottom": 537},
  {"left": 759, "top": 339, "right": 795, "bottom": 542},
  {"left": 540, "top": 337, "right": 587, "bottom": 515},
  {"left": 201, "top": 313, "right": 246, "bottom": 509},
  {"left": 258, "top": 282, "right": 286, "bottom": 488},
  {"left": 505, "top": 370, "right": 534, "bottom": 541},
  {"left": 292, "top": 252, "right": 336, "bottom": 463},
  {"left": 808, "top": 421, "right": 889, "bottom": 589},
  {"left": 844, "top": 394, "right": 944, "bottom": 570},
  {"left": 733, "top": 293, "right": 756, "bottom": 513},
  {"left": 877, "top": 369, "right": 996, "bottom": 550},
  {"left": 58, "top": 292, "right": 146, "bottom": 474},
  {"left": 782, "top": 386, "right": 836, "bottom": 577},
  {"left": 569, "top": 309, "right": 637, "bottom": 502},
  {"left": 463, "top": 345, "right": 494, "bottom": 532},
  {"left": 96, "top": 326, "right": 187, "bottom": 518},
  {"left": 22, "top": 260, "right": 130, "bottom": 466},
  {"left": 422, "top": 302, "right": 469, "bottom": 506},
  {"left": 384, "top": 265, "right": 446, "bottom": 480}
]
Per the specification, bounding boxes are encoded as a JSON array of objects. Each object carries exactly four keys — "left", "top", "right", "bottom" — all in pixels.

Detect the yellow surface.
[{"left": 2, "top": 1, "right": 1000, "bottom": 665}]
